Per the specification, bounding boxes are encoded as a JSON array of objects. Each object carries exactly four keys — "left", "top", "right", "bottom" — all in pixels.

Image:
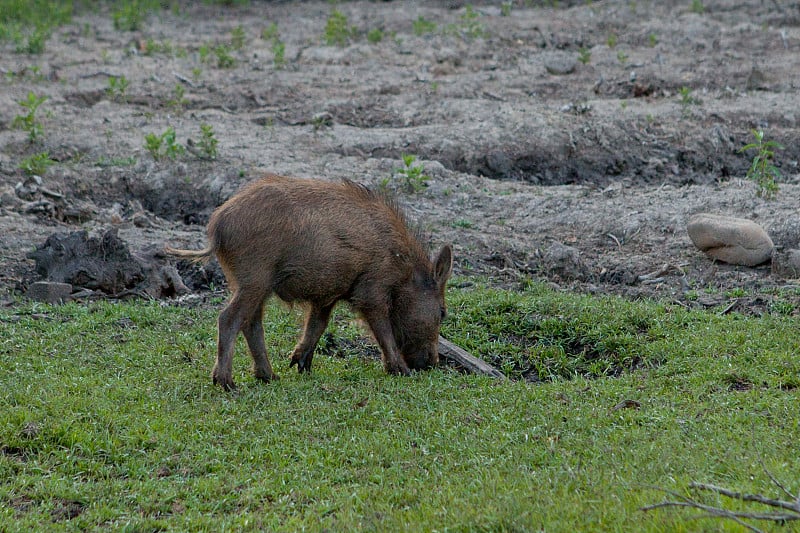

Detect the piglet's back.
[{"left": 207, "top": 175, "right": 429, "bottom": 302}]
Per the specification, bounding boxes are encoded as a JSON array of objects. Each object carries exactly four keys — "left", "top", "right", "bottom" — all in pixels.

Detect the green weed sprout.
[
  {"left": 367, "top": 28, "right": 383, "bottom": 44},
  {"left": 144, "top": 127, "right": 184, "bottom": 160},
  {"left": 459, "top": 5, "right": 487, "bottom": 40},
  {"left": 198, "top": 124, "right": 219, "bottom": 160},
  {"left": 740, "top": 129, "right": 783, "bottom": 199},
  {"left": 578, "top": 47, "right": 591, "bottom": 64},
  {"left": 13, "top": 91, "right": 48, "bottom": 142},
  {"left": 413, "top": 16, "right": 437, "bottom": 36},
  {"left": 272, "top": 39, "right": 286, "bottom": 69},
  {"left": 387, "top": 154, "right": 430, "bottom": 193},
  {"left": 324, "top": 9, "right": 356, "bottom": 46},
  {"left": 106, "top": 75, "right": 129, "bottom": 102},
  {"left": 690, "top": 0, "right": 704, "bottom": 14},
  {"left": 262, "top": 22, "right": 279, "bottom": 41},
  {"left": 214, "top": 45, "right": 236, "bottom": 68},
  {"left": 19, "top": 152, "right": 53, "bottom": 176},
  {"left": 168, "top": 83, "right": 187, "bottom": 110},
  {"left": 230, "top": 25, "right": 246, "bottom": 50},
  {"left": 113, "top": 3, "right": 146, "bottom": 31}
]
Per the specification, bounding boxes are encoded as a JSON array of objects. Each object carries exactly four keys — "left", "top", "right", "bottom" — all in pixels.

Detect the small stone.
[
  {"left": 544, "top": 52, "right": 577, "bottom": 75},
  {"left": 26, "top": 281, "right": 73, "bottom": 304},
  {"left": 687, "top": 213, "right": 774, "bottom": 267},
  {"left": 541, "top": 241, "right": 589, "bottom": 281}
]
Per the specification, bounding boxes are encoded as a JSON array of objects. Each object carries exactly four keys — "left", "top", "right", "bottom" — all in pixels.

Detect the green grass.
[
  {"left": 1, "top": 283, "right": 799, "bottom": 531},
  {"left": 0, "top": 0, "right": 73, "bottom": 53}
]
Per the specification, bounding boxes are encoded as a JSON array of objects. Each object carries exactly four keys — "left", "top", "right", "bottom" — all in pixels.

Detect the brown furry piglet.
[{"left": 166, "top": 174, "right": 453, "bottom": 391}]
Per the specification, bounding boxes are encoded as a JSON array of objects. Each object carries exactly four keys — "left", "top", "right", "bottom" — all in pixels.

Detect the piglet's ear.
[{"left": 433, "top": 244, "right": 453, "bottom": 285}]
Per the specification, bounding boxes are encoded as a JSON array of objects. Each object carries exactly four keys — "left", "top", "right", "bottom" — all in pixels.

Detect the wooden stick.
[{"left": 438, "top": 336, "right": 506, "bottom": 380}]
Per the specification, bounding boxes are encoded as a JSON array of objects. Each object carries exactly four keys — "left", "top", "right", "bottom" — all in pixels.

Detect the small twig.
[
  {"left": 689, "top": 482, "right": 800, "bottom": 513},
  {"left": 718, "top": 300, "right": 738, "bottom": 315},
  {"left": 78, "top": 70, "right": 119, "bottom": 79},
  {"left": 642, "top": 491, "right": 765, "bottom": 533},
  {"left": 607, "top": 233, "right": 622, "bottom": 251},
  {"left": 173, "top": 71, "right": 197, "bottom": 88},
  {"left": 642, "top": 478, "right": 800, "bottom": 532}
]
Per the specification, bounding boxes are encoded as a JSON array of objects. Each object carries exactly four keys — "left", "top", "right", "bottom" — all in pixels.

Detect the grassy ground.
[{"left": 1, "top": 282, "right": 799, "bottom": 532}]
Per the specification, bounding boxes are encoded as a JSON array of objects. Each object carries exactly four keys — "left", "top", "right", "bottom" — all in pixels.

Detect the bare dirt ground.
[{"left": 1, "top": 0, "right": 800, "bottom": 314}]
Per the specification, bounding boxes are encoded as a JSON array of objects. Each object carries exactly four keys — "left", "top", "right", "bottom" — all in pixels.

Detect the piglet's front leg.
[{"left": 363, "top": 312, "right": 411, "bottom": 376}]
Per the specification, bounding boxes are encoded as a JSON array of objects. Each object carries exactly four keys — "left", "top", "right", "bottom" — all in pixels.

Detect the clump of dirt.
[
  {"left": 28, "top": 229, "right": 144, "bottom": 293},
  {"left": 1, "top": 1, "right": 799, "bottom": 317},
  {"left": 26, "top": 228, "right": 188, "bottom": 298}
]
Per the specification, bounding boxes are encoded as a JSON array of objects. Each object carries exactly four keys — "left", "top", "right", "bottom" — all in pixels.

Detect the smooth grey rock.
[
  {"left": 544, "top": 52, "right": 577, "bottom": 75},
  {"left": 687, "top": 213, "right": 773, "bottom": 266}
]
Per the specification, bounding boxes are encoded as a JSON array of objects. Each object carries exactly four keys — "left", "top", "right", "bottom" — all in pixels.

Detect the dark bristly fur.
[{"left": 166, "top": 174, "right": 453, "bottom": 391}]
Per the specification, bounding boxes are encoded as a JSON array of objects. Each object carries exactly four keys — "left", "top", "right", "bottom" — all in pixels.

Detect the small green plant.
[
  {"left": 452, "top": 219, "right": 474, "bottom": 229},
  {"left": 501, "top": 2, "right": 512, "bottom": 16},
  {"left": 677, "top": 86, "right": 700, "bottom": 116},
  {"left": 616, "top": 50, "right": 628, "bottom": 64},
  {"left": 324, "top": 9, "right": 356, "bottom": 47},
  {"left": 678, "top": 86, "right": 692, "bottom": 104},
  {"left": 578, "top": 47, "right": 591, "bottom": 64},
  {"left": 607, "top": 33, "right": 617, "bottom": 48},
  {"left": 198, "top": 43, "right": 211, "bottom": 63},
  {"left": 230, "top": 25, "right": 246, "bottom": 50},
  {"left": 648, "top": 33, "right": 658, "bottom": 47},
  {"left": 144, "top": 132, "right": 162, "bottom": 158},
  {"left": 163, "top": 127, "right": 184, "bottom": 159},
  {"left": 458, "top": 5, "right": 487, "bottom": 40},
  {"left": 191, "top": 67, "right": 202, "bottom": 82},
  {"left": 272, "top": 39, "right": 286, "bottom": 69},
  {"left": 690, "top": 0, "right": 704, "bottom": 14},
  {"left": 260, "top": 22, "right": 285, "bottom": 68},
  {"left": 197, "top": 123, "right": 218, "bottom": 160},
  {"left": 106, "top": 75, "right": 129, "bottom": 101},
  {"left": 214, "top": 45, "right": 236, "bottom": 68},
  {"left": 413, "top": 16, "right": 437, "bottom": 36},
  {"left": 770, "top": 299, "right": 794, "bottom": 316},
  {"left": 168, "top": 83, "right": 187, "bottom": 110},
  {"left": 391, "top": 154, "right": 431, "bottom": 193},
  {"left": 18, "top": 152, "right": 53, "bottom": 176},
  {"left": 16, "top": 27, "right": 48, "bottom": 54},
  {"left": 113, "top": 2, "right": 146, "bottom": 31},
  {"left": 12, "top": 91, "right": 48, "bottom": 142},
  {"left": 143, "top": 38, "right": 174, "bottom": 56},
  {"left": 725, "top": 287, "right": 747, "bottom": 298},
  {"left": 740, "top": 129, "right": 783, "bottom": 200},
  {"left": 367, "top": 28, "right": 383, "bottom": 44},
  {"left": 144, "top": 127, "right": 184, "bottom": 160},
  {"left": 262, "top": 22, "right": 279, "bottom": 41}
]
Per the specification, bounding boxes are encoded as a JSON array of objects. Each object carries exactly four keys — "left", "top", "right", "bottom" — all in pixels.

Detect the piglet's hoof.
[
  {"left": 254, "top": 370, "right": 278, "bottom": 383},
  {"left": 212, "top": 370, "right": 236, "bottom": 392},
  {"left": 289, "top": 350, "right": 313, "bottom": 373},
  {"left": 385, "top": 361, "right": 411, "bottom": 376}
]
